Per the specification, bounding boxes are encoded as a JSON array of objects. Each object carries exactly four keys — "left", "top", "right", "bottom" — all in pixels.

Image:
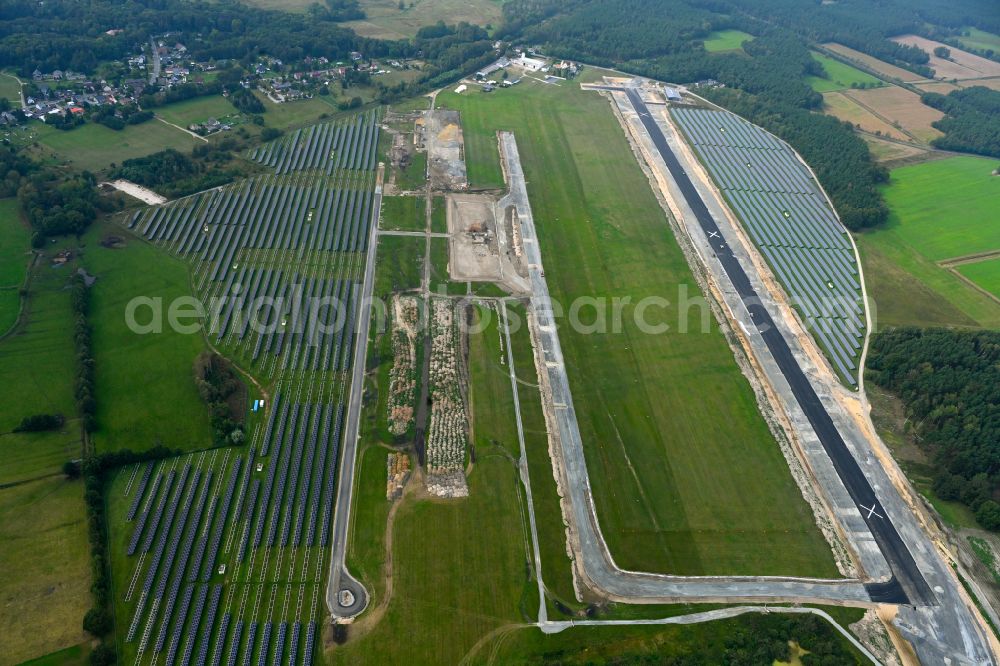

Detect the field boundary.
[{"left": 0, "top": 251, "right": 38, "bottom": 342}]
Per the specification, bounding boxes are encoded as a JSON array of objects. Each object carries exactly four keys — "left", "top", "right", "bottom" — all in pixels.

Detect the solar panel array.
[
  {"left": 248, "top": 110, "right": 380, "bottom": 175},
  {"left": 116, "top": 109, "right": 381, "bottom": 665},
  {"left": 671, "top": 107, "right": 864, "bottom": 383},
  {"left": 127, "top": 110, "right": 379, "bottom": 380}
]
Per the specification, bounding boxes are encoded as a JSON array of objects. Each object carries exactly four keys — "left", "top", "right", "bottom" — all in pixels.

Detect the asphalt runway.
[{"left": 623, "top": 88, "right": 932, "bottom": 606}]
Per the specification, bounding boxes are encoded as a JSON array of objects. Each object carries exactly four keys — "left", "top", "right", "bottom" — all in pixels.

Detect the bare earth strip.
[{"left": 102, "top": 179, "right": 167, "bottom": 205}]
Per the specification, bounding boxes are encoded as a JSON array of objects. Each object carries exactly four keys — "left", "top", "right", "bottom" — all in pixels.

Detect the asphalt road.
[
  {"left": 326, "top": 182, "right": 383, "bottom": 619},
  {"left": 622, "top": 88, "right": 930, "bottom": 605}
]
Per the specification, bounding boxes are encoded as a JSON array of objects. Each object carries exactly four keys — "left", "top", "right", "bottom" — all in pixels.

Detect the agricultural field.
[
  {"left": 702, "top": 29, "right": 753, "bottom": 53},
  {"left": 891, "top": 34, "right": 1000, "bottom": 80},
  {"left": 822, "top": 92, "right": 909, "bottom": 141},
  {"left": 841, "top": 87, "right": 944, "bottom": 144},
  {"left": 30, "top": 120, "right": 200, "bottom": 173},
  {"left": 805, "top": 51, "right": 884, "bottom": 92},
  {"left": 0, "top": 197, "right": 29, "bottom": 334},
  {"left": 379, "top": 194, "right": 425, "bottom": 232},
  {"left": 956, "top": 258, "right": 1000, "bottom": 300},
  {"left": 821, "top": 43, "right": 924, "bottom": 82},
  {"left": 673, "top": 106, "right": 864, "bottom": 383},
  {"left": 854, "top": 156, "right": 1000, "bottom": 328},
  {"left": 342, "top": 0, "right": 503, "bottom": 40},
  {"left": 0, "top": 236, "right": 89, "bottom": 664},
  {"left": 436, "top": 74, "right": 837, "bottom": 576},
  {"left": 155, "top": 95, "right": 241, "bottom": 129}
]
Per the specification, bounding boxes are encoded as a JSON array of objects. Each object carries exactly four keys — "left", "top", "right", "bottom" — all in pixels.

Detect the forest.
[
  {"left": 922, "top": 87, "right": 1000, "bottom": 158},
  {"left": 513, "top": 3, "right": 889, "bottom": 228},
  {"left": 867, "top": 328, "right": 1000, "bottom": 530}
]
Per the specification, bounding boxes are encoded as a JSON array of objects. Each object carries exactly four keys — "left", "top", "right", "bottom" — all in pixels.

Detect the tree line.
[
  {"left": 70, "top": 273, "right": 97, "bottom": 433},
  {"left": 78, "top": 445, "right": 179, "bottom": 666},
  {"left": 867, "top": 327, "right": 1000, "bottom": 530},
  {"left": 193, "top": 351, "right": 246, "bottom": 447},
  {"left": 922, "top": 86, "right": 1000, "bottom": 158}
]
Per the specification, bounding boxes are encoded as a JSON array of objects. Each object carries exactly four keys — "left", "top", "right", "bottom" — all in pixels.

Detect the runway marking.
[{"left": 859, "top": 503, "right": 884, "bottom": 520}]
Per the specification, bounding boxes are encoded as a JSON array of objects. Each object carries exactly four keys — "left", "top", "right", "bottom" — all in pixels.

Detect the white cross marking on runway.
[{"left": 859, "top": 502, "right": 884, "bottom": 520}]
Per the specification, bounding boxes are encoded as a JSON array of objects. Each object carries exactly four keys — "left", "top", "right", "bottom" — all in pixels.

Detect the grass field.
[
  {"left": 957, "top": 258, "right": 1000, "bottom": 300},
  {"left": 875, "top": 157, "right": 1000, "bottom": 261},
  {"left": 855, "top": 156, "right": 1000, "bottom": 328},
  {"left": 255, "top": 93, "right": 340, "bottom": 131},
  {"left": 81, "top": 220, "right": 214, "bottom": 454},
  {"left": 435, "top": 74, "right": 836, "bottom": 576},
  {"left": 342, "top": 0, "right": 503, "bottom": 40},
  {"left": 430, "top": 196, "right": 446, "bottom": 234},
  {"left": 31, "top": 120, "right": 200, "bottom": 173},
  {"left": 0, "top": 477, "right": 92, "bottom": 664},
  {"left": 0, "top": 240, "right": 80, "bottom": 439},
  {"left": 703, "top": 29, "right": 753, "bottom": 53},
  {"left": 394, "top": 149, "right": 427, "bottom": 192},
  {"left": 0, "top": 71, "right": 22, "bottom": 101},
  {"left": 502, "top": 301, "right": 578, "bottom": 607},
  {"left": 806, "top": 52, "right": 884, "bottom": 92},
  {"left": 958, "top": 28, "right": 1000, "bottom": 53},
  {"left": 0, "top": 232, "right": 91, "bottom": 664},
  {"left": 0, "top": 198, "right": 30, "bottom": 334},
  {"left": 155, "top": 95, "right": 239, "bottom": 128},
  {"left": 373, "top": 234, "right": 423, "bottom": 298},
  {"left": 380, "top": 195, "right": 425, "bottom": 232}
]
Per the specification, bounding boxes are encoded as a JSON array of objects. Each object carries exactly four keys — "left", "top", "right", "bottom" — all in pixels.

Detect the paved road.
[
  {"left": 501, "top": 130, "right": 874, "bottom": 605},
  {"left": 326, "top": 175, "right": 384, "bottom": 619},
  {"left": 622, "top": 87, "right": 928, "bottom": 605}
]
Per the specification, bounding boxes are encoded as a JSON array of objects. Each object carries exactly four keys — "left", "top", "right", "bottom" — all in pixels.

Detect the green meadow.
[
  {"left": 806, "top": 52, "right": 884, "bottom": 92},
  {"left": 703, "top": 29, "right": 754, "bottom": 53},
  {"left": 855, "top": 156, "right": 1000, "bottom": 328},
  {"left": 435, "top": 73, "right": 836, "bottom": 577}
]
